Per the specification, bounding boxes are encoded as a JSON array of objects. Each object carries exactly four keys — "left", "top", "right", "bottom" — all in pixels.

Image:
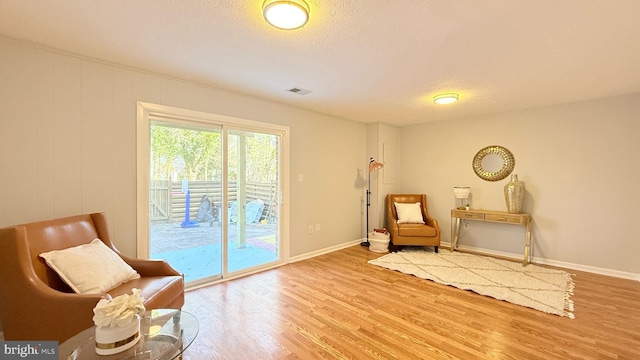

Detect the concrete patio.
[{"left": 150, "top": 221, "right": 278, "bottom": 283}]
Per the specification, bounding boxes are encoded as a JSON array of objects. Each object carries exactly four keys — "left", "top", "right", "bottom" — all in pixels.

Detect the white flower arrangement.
[{"left": 92, "top": 288, "right": 146, "bottom": 328}]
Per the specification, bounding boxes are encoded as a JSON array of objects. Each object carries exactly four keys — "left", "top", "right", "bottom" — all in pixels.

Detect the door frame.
[{"left": 136, "top": 102, "right": 290, "bottom": 270}]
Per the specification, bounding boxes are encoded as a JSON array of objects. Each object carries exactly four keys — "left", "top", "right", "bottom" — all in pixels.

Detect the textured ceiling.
[{"left": 1, "top": 0, "right": 639, "bottom": 126}]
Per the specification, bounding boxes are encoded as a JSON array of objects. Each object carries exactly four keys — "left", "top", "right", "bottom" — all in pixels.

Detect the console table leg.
[
  {"left": 523, "top": 218, "right": 532, "bottom": 266},
  {"left": 451, "top": 217, "right": 461, "bottom": 252}
]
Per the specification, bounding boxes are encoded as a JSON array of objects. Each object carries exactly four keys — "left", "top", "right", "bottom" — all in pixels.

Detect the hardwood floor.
[{"left": 181, "top": 245, "right": 640, "bottom": 359}]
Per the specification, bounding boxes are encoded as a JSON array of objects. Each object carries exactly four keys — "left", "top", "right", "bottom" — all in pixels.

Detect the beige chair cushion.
[{"left": 397, "top": 224, "right": 437, "bottom": 237}]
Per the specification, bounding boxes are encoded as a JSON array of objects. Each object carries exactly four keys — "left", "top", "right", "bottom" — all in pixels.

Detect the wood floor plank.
[{"left": 180, "top": 245, "right": 640, "bottom": 360}]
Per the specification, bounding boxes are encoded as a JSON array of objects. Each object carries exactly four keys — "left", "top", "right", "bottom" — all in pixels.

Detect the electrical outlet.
[
  {"left": 463, "top": 220, "right": 469, "bottom": 229},
  {"left": 315, "top": 224, "right": 320, "bottom": 232},
  {"left": 308, "top": 225, "right": 314, "bottom": 234}
]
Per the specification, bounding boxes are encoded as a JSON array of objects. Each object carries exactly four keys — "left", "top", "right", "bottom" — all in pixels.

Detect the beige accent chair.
[
  {"left": 386, "top": 194, "right": 441, "bottom": 252},
  {"left": 0, "top": 212, "right": 184, "bottom": 343}
]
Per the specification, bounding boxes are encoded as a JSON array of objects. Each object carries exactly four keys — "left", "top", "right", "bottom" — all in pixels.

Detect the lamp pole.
[
  {"left": 361, "top": 169, "right": 372, "bottom": 247},
  {"left": 361, "top": 157, "right": 384, "bottom": 247}
]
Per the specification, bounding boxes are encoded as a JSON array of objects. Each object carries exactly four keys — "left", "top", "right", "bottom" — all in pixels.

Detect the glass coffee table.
[{"left": 59, "top": 309, "right": 198, "bottom": 359}]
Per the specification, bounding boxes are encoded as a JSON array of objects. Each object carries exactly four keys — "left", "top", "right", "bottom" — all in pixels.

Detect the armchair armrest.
[
  {"left": 120, "top": 254, "right": 182, "bottom": 277},
  {"left": 425, "top": 218, "right": 440, "bottom": 232},
  {"left": 22, "top": 285, "right": 103, "bottom": 342}
]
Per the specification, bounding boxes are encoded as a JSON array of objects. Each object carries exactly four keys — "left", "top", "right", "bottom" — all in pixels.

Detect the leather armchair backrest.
[
  {"left": 4, "top": 213, "right": 107, "bottom": 292},
  {"left": 386, "top": 194, "right": 427, "bottom": 221}
]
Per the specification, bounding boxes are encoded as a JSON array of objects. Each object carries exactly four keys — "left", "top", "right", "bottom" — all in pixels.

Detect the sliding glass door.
[
  {"left": 148, "top": 122, "right": 224, "bottom": 283},
  {"left": 138, "top": 103, "right": 286, "bottom": 286},
  {"left": 225, "top": 130, "right": 280, "bottom": 273}
]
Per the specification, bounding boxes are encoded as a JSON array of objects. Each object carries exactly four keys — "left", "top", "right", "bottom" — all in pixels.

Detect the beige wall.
[
  {"left": 396, "top": 94, "right": 640, "bottom": 277},
  {"left": 1, "top": 36, "right": 638, "bottom": 279},
  {"left": 0, "top": 37, "right": 366, "bottom": 258}
]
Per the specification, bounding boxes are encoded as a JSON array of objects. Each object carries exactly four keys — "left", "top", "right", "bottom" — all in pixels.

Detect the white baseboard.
[
  {"left": 288, "top": 239, "right": 362, "bottom": 263},
  {"left": 191, "top": 239, "right": 638, "bottom": 293},
  {"left": 441, "top": 241, "right": 640, "bottom": 282},
  {"left": 532, "top": 257, "right": 640, "bottom": 281},
  {"left": 186, "top": 239, "right": 363, "bottom": 292},
  {"left": 296, "top": 239, "right": 640, "bottom": 282}
]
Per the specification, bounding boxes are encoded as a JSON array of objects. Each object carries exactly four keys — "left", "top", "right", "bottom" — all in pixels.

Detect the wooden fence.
[{"left": 150, "top": 180, "right": 277, "bottom": 223}]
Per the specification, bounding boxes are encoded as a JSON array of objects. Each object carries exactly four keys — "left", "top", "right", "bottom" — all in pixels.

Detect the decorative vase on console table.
[{"left": 504, "top": 174, "right": 525, "bottom": 213}]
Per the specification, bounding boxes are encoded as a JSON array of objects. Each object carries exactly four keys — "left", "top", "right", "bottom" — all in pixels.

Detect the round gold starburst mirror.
[{"left": 472, "top": 145, "right": 515, "bottom": 181}]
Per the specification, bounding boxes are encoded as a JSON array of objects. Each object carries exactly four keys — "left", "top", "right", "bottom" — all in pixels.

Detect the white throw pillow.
[
  {"left": 394, "top": 202, "right": 425, "bottom": 224},
  {"left": 39, "top": 238, "right": 140, "bottom": 294}
]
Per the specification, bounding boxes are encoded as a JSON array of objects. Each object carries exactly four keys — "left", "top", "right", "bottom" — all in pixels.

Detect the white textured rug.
[{"left": 368, "top": 248, "right": 575, "bottom": 319}]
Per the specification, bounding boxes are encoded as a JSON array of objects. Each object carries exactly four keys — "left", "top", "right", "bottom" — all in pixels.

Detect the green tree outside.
[{"left": 150, "top": 124, "right": 278, "bottom": 183}]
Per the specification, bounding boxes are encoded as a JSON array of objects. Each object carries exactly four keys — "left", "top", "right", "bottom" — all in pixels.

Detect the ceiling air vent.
[{"left": 287, "top": 87, "right": 312, "bottom": 95}]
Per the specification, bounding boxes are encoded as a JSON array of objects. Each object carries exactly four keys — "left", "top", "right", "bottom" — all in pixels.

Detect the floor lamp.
[{"left": 361, "top": 157, "right": 384, "bottom": 247}]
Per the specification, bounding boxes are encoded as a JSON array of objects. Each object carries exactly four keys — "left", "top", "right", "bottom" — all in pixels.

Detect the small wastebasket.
[{"left": 369, "top": 231, "right": 390, "bottom": 253}]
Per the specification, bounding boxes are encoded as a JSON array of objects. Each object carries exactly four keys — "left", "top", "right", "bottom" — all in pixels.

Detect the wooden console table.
[{"left": 450, "top": 209, "right": 532, "bottom": 265}]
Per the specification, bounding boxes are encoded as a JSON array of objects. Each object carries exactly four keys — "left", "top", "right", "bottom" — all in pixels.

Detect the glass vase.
[{"left": 504, "top": 174, "right": 525, "bottom": 213}]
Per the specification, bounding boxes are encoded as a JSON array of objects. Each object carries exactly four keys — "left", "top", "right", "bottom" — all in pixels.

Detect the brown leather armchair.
[
  {"left": 0, "top": 212, "right": 184, "bottom": 343},
  {"left": 386, "top": 194, "right": 441, "bottom": 252}
]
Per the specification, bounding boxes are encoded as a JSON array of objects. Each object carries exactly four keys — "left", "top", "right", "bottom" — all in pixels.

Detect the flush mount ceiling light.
[
  {"left": 433, "top": 93, "right": 459, "bottom": 105},
  {"left": 263, "top": 0, "right": 310, "bottom": 30}
]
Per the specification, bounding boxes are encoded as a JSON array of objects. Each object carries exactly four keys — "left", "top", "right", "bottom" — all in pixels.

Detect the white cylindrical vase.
[{"left": 95, "top": 315, "right": 141, "bottom": 355}]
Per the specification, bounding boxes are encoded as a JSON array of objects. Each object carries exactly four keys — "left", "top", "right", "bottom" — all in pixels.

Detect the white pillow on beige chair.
[
  {"left": 39, "top": 238, "right": 140, "bottom": 294},
  {"left": 394, "top": 202, "right": 425, "bottom": 224}
]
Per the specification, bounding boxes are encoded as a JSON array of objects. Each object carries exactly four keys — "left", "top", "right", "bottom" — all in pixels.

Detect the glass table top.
[{"left": 59, "top": 309, "right": 199, "bottom": 360}]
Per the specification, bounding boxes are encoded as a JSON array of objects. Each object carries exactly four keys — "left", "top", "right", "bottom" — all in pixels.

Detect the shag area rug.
[{"left": 368, "top": 248, "right": 575, "bottom": 318}]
